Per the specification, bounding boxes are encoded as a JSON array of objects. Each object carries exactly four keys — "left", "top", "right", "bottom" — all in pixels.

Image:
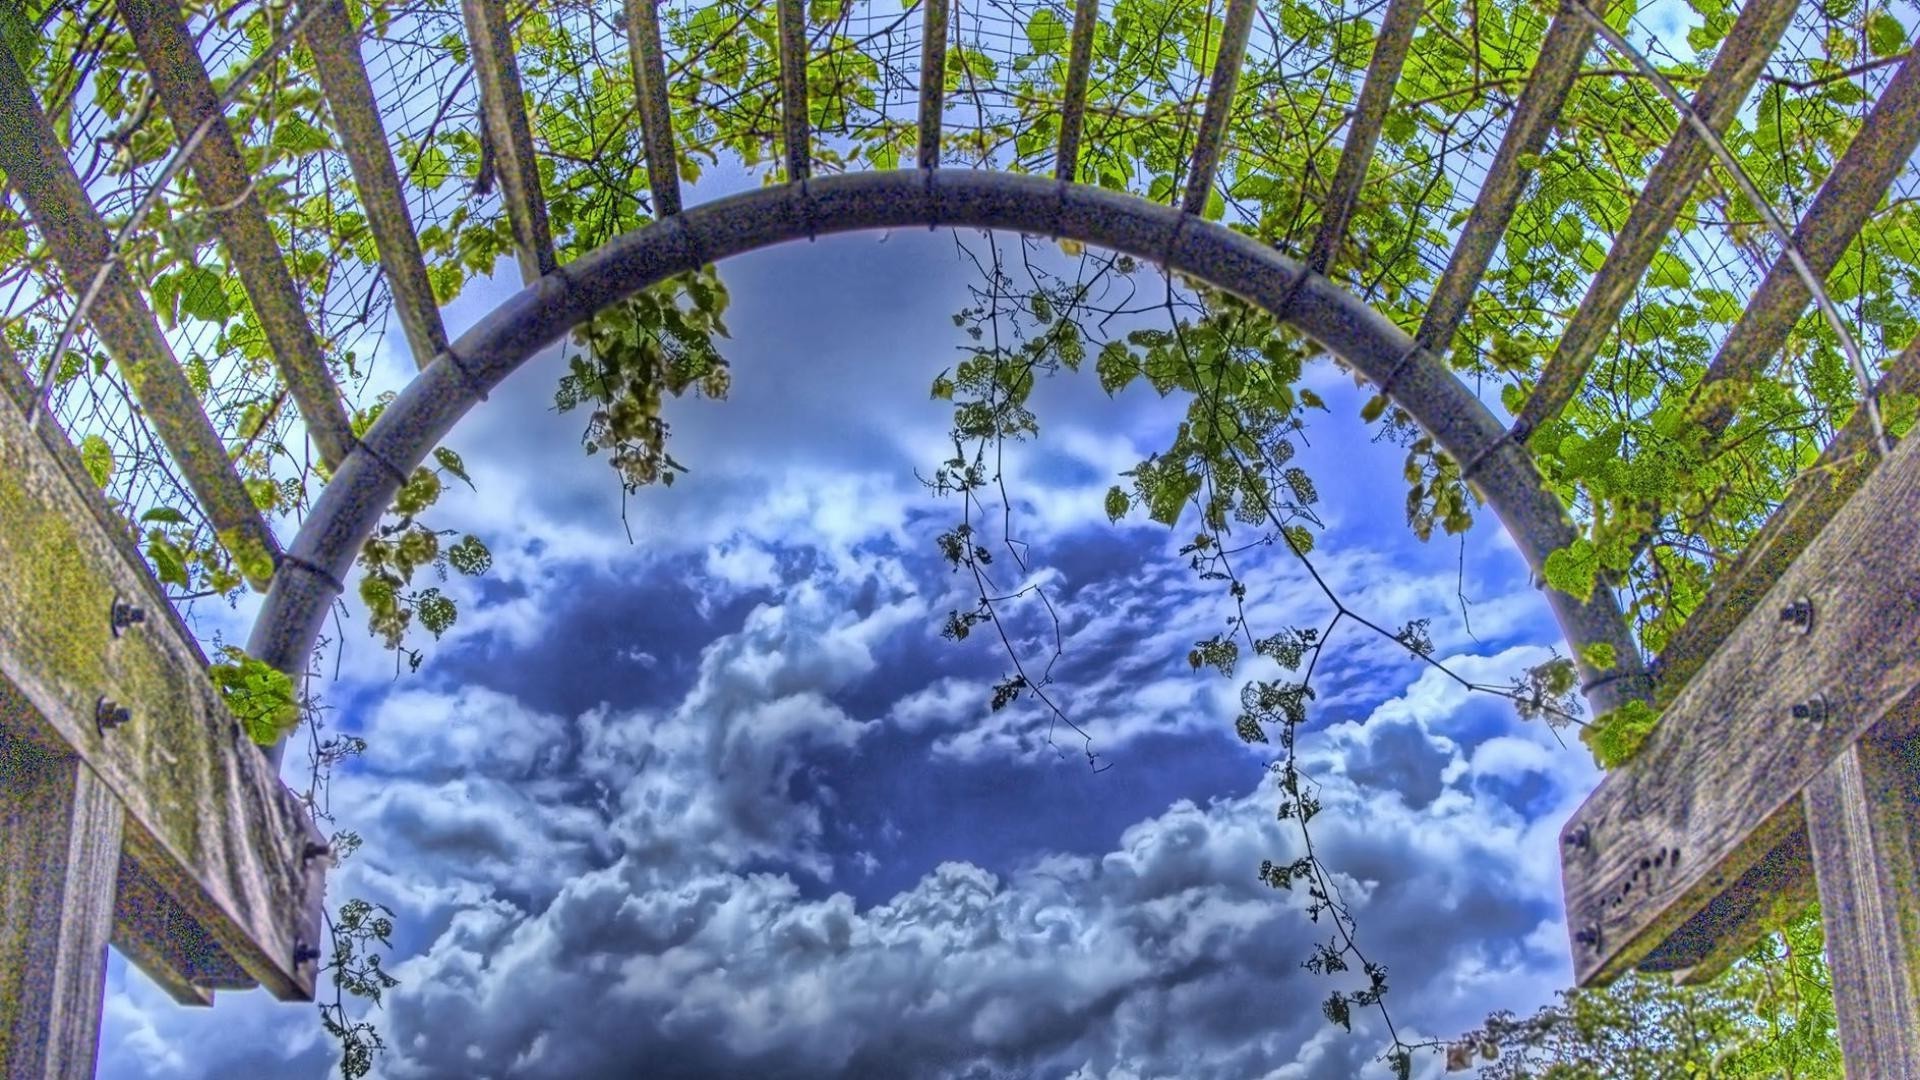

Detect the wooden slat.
[
  {"left": 1415, "top": 5, "right": 1598, "bottom": 356},
  {"left": 116, "top": 0, "right": 355, "bottom": 470},
  {"left": 0, "top": 383, "right": 327, "bottom": 1007},
  {"left": 1513, "top": 0, "right": 1797, "bottom": 435},
  {"left": 304, "top": 0, "right": 450, "bottom": 369},
  {"left": 623, "top": 0, "right": 682, "bottom": 216},
  {"left": 1696, "top": 47, "right": 1920, "bottom": 424},
  {"left": 1804, "top": 711, "right": 1920, "bottom": 1076},
  {"left": 1306, "top": 0, "right": 1423, "bottom": 274},
  {"left": 461, "top": 0, "right": 556, "bottom": 281},
  {"left": 0, "top": 739, "right": 123, "bottom": 1080},
  {"left": 0, "top": 45, "right": 280, "bottom": 590},
  {"left": 1653, "top": 334, "right": 1918, "bottom": 700},
  {"left": 1178, "top": 0, "right": 1257, "bottom": 217},
  {"left": 916, "top": 0, "right": 949, "bottom": 169},
  {"left": 1054, "top": 0, "right": 1100, "bottom": 181},
  {"left": 777, "top": 0, "right": 810, "bottom": 181},
  {"left": 1561, "top": 402, "right": 1920, "bottom": 985}
]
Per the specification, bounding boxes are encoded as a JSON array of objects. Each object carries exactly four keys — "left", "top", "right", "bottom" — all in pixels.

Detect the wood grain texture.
[
  {"left": 0, "top": 388, "right": 326, "bottom": 1005},
  {"left": 1805, "top": 709, "right": 1920, "bottom": 1078},
  {"left": 1, "top": 737, "right": 123, "bottom": 1080},
  {"left": 462, "top": 0, "right": 557, "bottom": 281},
  {"left": 1562, "top": 403, "right": 1920, "bottom": 985}
]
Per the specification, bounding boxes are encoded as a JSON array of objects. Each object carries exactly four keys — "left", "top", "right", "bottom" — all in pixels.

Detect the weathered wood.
[
  {"left": 116, "top": 0, "right": 356, "bottom": 470},
  {"left": 1054, "top": 0, "right": 1100, "bottom": 181},
  {"left": 1562, "top": 400, "right": 1920, "bottom": 985},
  {"left": 1179, "top": 0, "right": 1256, "bottom": 216},
  {"left": 0, "top": 44, "right": 280, "bottom": 590},
  {"left": 1306, "top": 0, "right": 1423, "bottom": 274},
  {"left": 1804, "top": 710, "right": 1920, "bottom": 1076},
  {"left": 304, "top": 0, "right": 451, "bottom": 370},
  {"left": 624, "top": 0, "right": 682, "bottom": 216},
  {"left": 462, "top": 0, "right": 557, "bottom": 281},
  {"left": 1514, "top": 0, "right": 1796, "bottom": 435},
  {"left": 0, "top": 737, "right": 123, "bottom": 1080},
  {"left": 0, "top": 379, "right": 327, "bottom": 1011},
  {"left": 916, "top": 0, "right": 949, "bottom": 169},
  {"left": 777, "top": 0, "right": 810, "bottom": 181},
  {"left": 1416, "top": 5, "right": 1598, "bottom": 356}
]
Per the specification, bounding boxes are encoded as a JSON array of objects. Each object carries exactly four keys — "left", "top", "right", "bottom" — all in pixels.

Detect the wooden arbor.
[{"left": 0, "top": 0, "right": 1915, "bottom": 1075}]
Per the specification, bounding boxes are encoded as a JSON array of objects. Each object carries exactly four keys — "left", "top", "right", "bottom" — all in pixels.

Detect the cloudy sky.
[{"left": 92, "top": 200, "right": 1608, "bottom": 1079}]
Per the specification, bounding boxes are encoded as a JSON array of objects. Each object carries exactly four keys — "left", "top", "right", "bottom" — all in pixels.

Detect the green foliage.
[
  {"left": 1582, "top": 698, "right": 1660, "bottom": 768},
  {"left": 208, "top": 645, "right": 301, "bottom": 745}
]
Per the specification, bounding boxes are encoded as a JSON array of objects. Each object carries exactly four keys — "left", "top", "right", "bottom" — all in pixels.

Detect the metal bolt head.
[
  {"left": 109, "top": 599, "right": 147, "bottom": 637},
  {"left": 302, "top": 841, "right": 332, "bottom": 865},
  {"left": 1778, "top": 598, "right": 1813, "bottom": 634},
  {"left": 1562, "top": 824, "right": 1591, "bottom": 850},
  {"left": 94, "top": 697, "right": 131, "bottom": 733},
  {"left": 1573, "top": 924, "right": 1602, "bottom": 950},
  {"left": 1790, "top": 694, "right": 1830, "bottom": 725},
  {"left": 293, "top": 940, "right": 321, "bottom": 966}
]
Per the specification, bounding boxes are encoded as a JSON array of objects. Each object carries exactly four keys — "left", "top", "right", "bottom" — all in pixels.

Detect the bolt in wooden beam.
[
  {"left": 624, "top": 0, "right": 682, "bottom": 217},
  {"left": 1306, "top": 0, "right": 1424, "bottom": 274},
  {"left": 304, "top": 0, "right": 450, "bottom": 370},
  {"left": 116, "top": 0, "right": 355, "bottom": 470},
  {"left": 461, "top": 0, "right": 557, "bottom": 281},
  {"left": 1514, "top": 0, "right": 1797, "bottom": 437},
  {"left": 1055, "top": 0, "right": 1100, "bottom": 181},
  {"left": 0, "top": 46, "right": 280, "bottom": 589},
  {"left": 1696, "top": 46, "right": 1920, "bottom": 429},
  {"left": 1179, "top": 0, "right": 1257, "bottom": 217},
  {"left": 917, "top": 0, "right": 950, "bottom": 169},
  {"left": 1416, "top": 4, "right": 1600, "bottom": 356},
  {"left": 777, "top": 0, "right": 810, "bottom": 182}
]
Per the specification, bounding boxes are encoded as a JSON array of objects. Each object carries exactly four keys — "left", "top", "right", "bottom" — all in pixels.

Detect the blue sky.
[{"left": 94, "top": 220, "right": 1608, "bottom": 1080}]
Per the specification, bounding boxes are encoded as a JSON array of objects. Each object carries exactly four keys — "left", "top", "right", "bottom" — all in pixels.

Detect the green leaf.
[
  {"left": 79, "top": 434, "right": 113, "bottom": 488},
  {"left": 1868, "top": 10, "right": 1906, "bottom": 57},
  {"left": 140, "top": 506, "right": 188, "bottom": 524},
  {"left": 1543, "top": 538, "right": 1600, "bottom": 598},
  {"left": 146, "top": 531, "right": 189, "bottom": 588},
  {"left": 1582, "top": 699, "right": 1660, "bottom": 768},
  {"left": 447, "top": 534, "right": 492, "bottom": 576},
  {"left": 433, "top": 446, "right": 474, "bottom": 489},
  {"left": 1360, "top": 393, "right": 1388, "bottom": 423},
  {"left": 1096, "top": 340, "right": 1137, "bottom": 395},
  {"left": 1580, "top": 641, "right": 1617, "bottom": 671},
  {"left": 1103, "top": 484, "right": 1129, "bottom": 522},
  {"left": 176, "top": 266, "right": 232, "bottom": 325}
]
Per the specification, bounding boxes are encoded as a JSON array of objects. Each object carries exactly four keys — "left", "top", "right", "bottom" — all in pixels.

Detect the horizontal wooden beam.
[
  {"left": 1307, "top": 0, "right": 1423, "bottom": 274},
  {"left": 0, "top": 381, "right": 327, "bottom": 1007},
  {"left": 1514, "top": 0, "right": 1796, "bottom": 435},
  {"left": 117, "top": 0, "right": 355, "bottom": 470},
  {"left": 1562, "top": 386, "right": 1920, "bottom": 985},
  {"left": 1416, "top": 5, "right": 1597, "bottom": 356},
  {"left": 624, "top": 0, "right": 682, "bottom": 216},
  {"left": 777, "top": 0, "right": 810, "bottom": 182},
  {"left": 304, "top": 0, "right": 450, "bottom": 370},
  {"left": 1698, "top": 46, "right": 1920, "bottom": 418},
  {"left": 1179, "top": 0, "right": 1257, "bottom": 216},
  {"left": 1055, "top": 0, "right": 1100, "bottom": 181},
  {"left": 916, "top": 0, "right": 949, "bottom": 170},
  {"left": 0, "top": 737, "right": 122, "bottom": 1080},
  {"left": 462, "top": 0, "right": 556, "bottom": 281}
]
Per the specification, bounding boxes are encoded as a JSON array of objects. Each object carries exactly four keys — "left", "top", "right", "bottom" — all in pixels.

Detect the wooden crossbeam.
[
  {"left": 917, "top": 0, "right": 950, "bottom": 169},
  {"left": 1055, "top": 0, "right": 1100, "bottom": 181},
  {"left": 462, "top": 0, "right": 557, "bottom": 281},
  {"left": 1178, "top": 0, "right": 1257, "bottom": 216},
  {"left": 0, "top": 362, "right": 328, "bottom": 1067},
  {"left": 1415, "top": 5, "right": 1598, "bottom": 356},
  {"left": 304, "top": 0, "right": 450, "bottom": 370},
  {"left": 777, "top": 0, "right": 810, "bottom": 182},
  {"left": 1695, "top": 47, "right": 1920, "bottom": 425},
  {"left": 0, "top": 46, "right": 280, "bottom": 591},
  {"left": 624, "top": 0, "right": 682, "bottom": 217},
  {"left": 1560, "top": 390, "right": 1920, "bottom": 1056},
  {"left": 1306, "top": 0, "right": 1423, "bottom": 274},
  {"left": 116, "top": 0, "right": 356, "bottom": 470},
  {"left": 1510, "top": 0, "right": 1795, "bottom": 436}
]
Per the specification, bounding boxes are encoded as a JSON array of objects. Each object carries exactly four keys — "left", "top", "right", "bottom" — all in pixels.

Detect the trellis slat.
[
  {"left": 624, "top": 0, "right": 682, "bottom": 217},
  {"left": 1055, "top": 0, "right": 1100, "bottom": 181},
  {"left": 1306, "top": 0, "right": 1423, "bottom": 274},
  {"left": 777, "top": 0, "right": 811, "bottom": 181},
  {"left": 304, "top": 0, "right": 451, "bottom": 370},
  {"left": 1415, "top": 5, "right": 1599, "bottom": 356},
  {"left": 1179, "top": 0, "right": 1257, "bottom": 217},
  {"left": 462, "top": 0, "right": 557, "bottom": 281},
  {"left": 917, "top": 0, "right": 950, "bottom": 169},
  {"left": 1512, "top": 0, "right": 1796, "bottom": 436},
  {"left": 116, "top": 0, "right": 356, "bottom": 470},
  {"left": 0, "top": 46, "right": 280, "bottom": 590}
]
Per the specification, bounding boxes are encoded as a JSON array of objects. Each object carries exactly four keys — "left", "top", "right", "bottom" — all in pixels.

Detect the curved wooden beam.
[{"left": 246, "top": 170, "right": 1646, "bottom": 768}]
